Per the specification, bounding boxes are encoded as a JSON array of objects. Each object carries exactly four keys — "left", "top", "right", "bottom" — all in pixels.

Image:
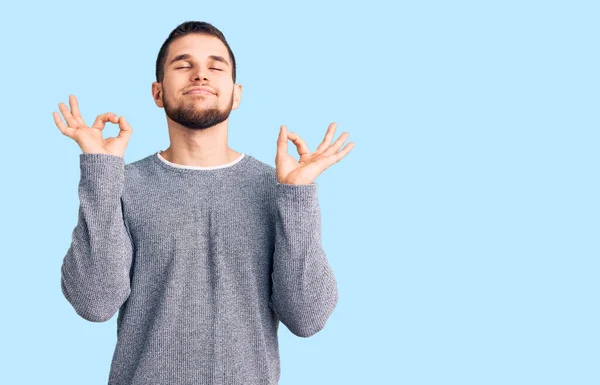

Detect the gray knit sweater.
[{"left": 60, "top": 151, "right": 338, "bottom": 385}]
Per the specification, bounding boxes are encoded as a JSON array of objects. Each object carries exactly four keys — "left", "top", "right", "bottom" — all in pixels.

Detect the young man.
[{"left": 54, "top": 21, "right": 354, "bottom": 385}]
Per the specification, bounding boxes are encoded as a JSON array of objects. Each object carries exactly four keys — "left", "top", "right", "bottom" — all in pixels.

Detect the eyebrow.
[{"left": 168, "top": 53, "right": 230, "bottom": 68}]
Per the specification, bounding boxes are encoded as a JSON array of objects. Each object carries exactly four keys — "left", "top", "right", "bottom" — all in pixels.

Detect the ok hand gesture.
[
  {"left": 53, "top": 94, "right": 133, "bottom": 157},
  {"left": 275, "top": 122, "right": 354, "bottom": 185}
]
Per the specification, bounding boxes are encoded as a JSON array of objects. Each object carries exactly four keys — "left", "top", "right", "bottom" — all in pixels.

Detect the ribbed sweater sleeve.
[
  {"left": 60, "top": 153, "right": 134, "bottom": 322},
  {"left": 269, "top": 182, "right": 339, "bottom": 337}
]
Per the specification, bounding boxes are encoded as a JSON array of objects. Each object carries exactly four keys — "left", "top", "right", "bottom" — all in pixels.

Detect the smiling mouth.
[{"left": 186, "top": 90, "right": 215, "bottom": 95}]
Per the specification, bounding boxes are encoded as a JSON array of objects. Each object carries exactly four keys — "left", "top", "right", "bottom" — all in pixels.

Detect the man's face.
[{"left": 152, "top": 33, "right": 241, "bottom": 130}]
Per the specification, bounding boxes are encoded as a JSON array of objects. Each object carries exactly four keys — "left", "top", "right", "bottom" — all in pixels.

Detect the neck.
[{"left": 162, "top": 120, "right": 240, "bottom": 167}]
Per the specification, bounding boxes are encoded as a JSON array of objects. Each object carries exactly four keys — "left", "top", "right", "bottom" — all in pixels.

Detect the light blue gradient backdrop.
[{"left": 1, "top": 1, "right": 598, "bottom": 384}]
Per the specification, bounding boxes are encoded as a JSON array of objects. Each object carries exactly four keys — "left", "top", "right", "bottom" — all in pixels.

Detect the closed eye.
[{"left": 175, "top": 67, "right": 223, "bottom": 71}]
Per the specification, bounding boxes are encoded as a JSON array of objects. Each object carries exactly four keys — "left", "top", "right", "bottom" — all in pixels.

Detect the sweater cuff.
[
  {"left": 79, "top": 153, "right": 125, "bottom": 195},
  {"left": 275, "top": 182, "right": 319, "bottom": 215}
]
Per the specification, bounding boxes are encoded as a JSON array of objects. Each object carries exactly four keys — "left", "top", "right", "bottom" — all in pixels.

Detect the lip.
[
  {"left": 186, "top": 90, "right": 214, "bottom": 95},
  {"left": 185, "top": 87, "right": 215, "bottom": 95}
]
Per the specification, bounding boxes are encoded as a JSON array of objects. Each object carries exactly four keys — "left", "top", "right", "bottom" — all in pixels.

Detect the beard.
[{"left": 162, "top": 90, "right": 234, "bottom": 130}]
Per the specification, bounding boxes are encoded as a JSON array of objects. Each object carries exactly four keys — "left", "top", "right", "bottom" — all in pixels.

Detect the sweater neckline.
[{"left": 152, "top": 150, "right": 249, "bottom": 173}]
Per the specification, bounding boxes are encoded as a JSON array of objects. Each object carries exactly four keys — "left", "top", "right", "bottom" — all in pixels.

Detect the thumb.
[
  {"left": 277, "top": 125, "right": 288, "bottom": 156},
  {"left": 117, "top": 116, "right": 133, "bottom": 142}
]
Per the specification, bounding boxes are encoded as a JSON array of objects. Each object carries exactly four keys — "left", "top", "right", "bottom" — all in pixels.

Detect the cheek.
[
  {"left": 216, "top": 87, "right": 233, "bottom": 102},
  {"left": 218, "top": 80, "right": 234, "bottom": 94}
]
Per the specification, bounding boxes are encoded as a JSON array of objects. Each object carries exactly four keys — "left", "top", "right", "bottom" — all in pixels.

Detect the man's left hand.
[{"left": 275, "top": 122, "right": 354, "bottom": 185}]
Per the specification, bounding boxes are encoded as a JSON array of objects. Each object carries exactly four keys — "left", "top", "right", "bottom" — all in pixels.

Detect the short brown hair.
[{"left": 155, "top": 21, "right": 237, "bottom": 84}]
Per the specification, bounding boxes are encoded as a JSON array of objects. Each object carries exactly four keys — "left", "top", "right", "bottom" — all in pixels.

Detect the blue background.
[{"left": 1, "top": 0, "right": 598, "bottom": 384}]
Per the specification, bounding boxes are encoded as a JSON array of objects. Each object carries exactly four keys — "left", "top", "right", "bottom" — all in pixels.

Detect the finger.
[
  {"left": 323, "top": 132, "right": 350, "bottom": 156},
  {"left": 277, "top": 125, "right": 289, "bottom": 156},
  {"left": 318, "top": 142, "right": 355, "bottom": 168},
  {"left": 287, "top": 131, "right": 310, "bottom": 156},
  {"left": 314, "top": 122, "right": 337, "bottom": 154},
  {"left": 91, "top": 112, "right": 119, "bottom": 131},
  {"left": 69, "top": 95, "right": 86, "bottom": 127},
  {"left": 58, "top": 101, "right": 79, "bottom": 129},
  {"left": 53, "top": 111, "right": 76, "bottom": 138},
  {"left": 116, "top": 116, "right": 133, "bottom": 142}
]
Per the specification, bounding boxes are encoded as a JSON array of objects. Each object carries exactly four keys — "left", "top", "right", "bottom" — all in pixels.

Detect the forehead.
[{"left": 168, "top": 34, "right": 228, "bottom": 60}]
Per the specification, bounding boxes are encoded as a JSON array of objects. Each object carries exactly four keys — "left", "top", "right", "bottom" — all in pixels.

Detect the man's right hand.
[{"left": 53, "top": 94, "right": 133, "bottom": 157}]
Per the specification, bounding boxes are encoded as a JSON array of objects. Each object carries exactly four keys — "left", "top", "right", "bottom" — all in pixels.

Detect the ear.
[
  {"left": 232, "top": 83, "right": 243, "bottom": 110},
  {"left": 152, "top": 82, "right": 164, "bottom": 108}
]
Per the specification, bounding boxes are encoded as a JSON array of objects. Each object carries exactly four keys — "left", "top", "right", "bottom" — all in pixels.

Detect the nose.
[{"left": 192, "top": 66, "right": 209, "bottom": 81}]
